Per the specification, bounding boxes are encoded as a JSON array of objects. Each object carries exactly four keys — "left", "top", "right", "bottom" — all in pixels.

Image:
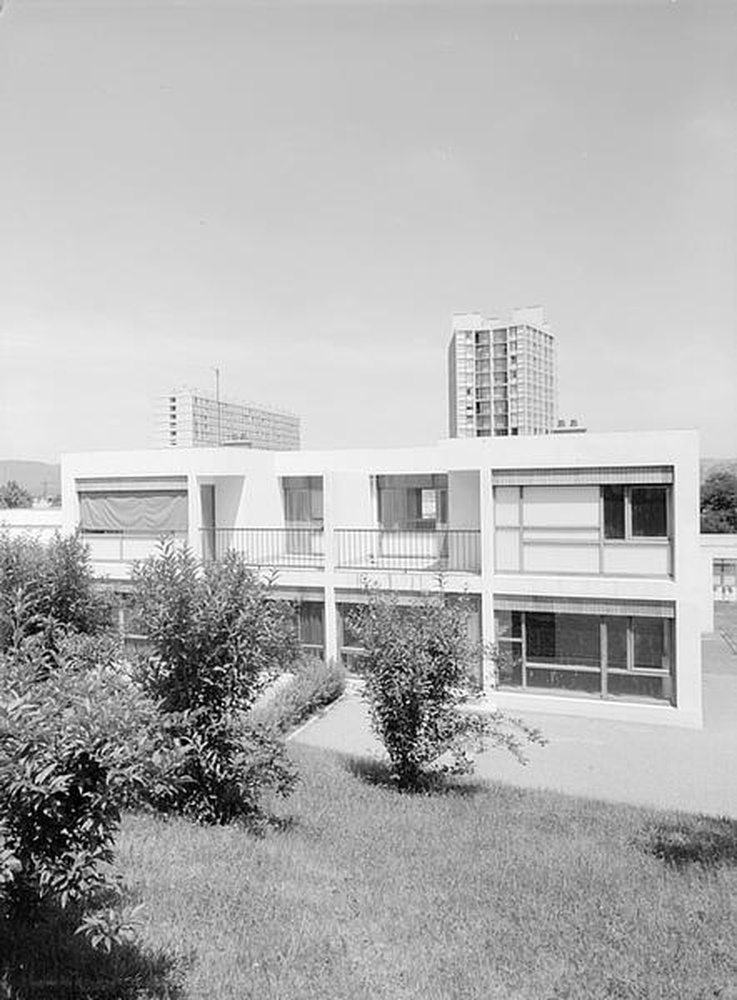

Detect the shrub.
[
  {"left": 249, "top": 656, "right": 347, "bottom": 735},
  {"left": 0, "top": 649, "right": 167, "bottom": 926},
  {"left": 349, "top": 590, "right": 545, "bottom": 790},
  {"left": 0, "top": 531, "right": 111, "bottom": 657},
  {"left": 133, "top": 542, "right": 300, "bottom": 823}
]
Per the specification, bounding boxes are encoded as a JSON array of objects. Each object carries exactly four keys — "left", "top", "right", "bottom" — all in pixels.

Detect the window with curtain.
[
  {"left": 79, "top": 491, "right": 188, "bottom": 533},
  {"left": 376, "top": 475, "right": 448, "bottom": 530},
  {"left": 282, "top": 477, "right": 323, "bottom": 524}
]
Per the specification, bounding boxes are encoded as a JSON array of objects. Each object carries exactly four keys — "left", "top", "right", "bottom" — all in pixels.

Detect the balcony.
[
  {"left": 201, "top": 527, "right": 482, "bottom": 574},
  {"left": 204, "top": 527, "right": 325, "bottom": 569},
  {"left": 82, "top": 530, "right": 188, "bottom": 564},
  {"left": 335, "top": 528, "right": 481, "bottom": 574}
]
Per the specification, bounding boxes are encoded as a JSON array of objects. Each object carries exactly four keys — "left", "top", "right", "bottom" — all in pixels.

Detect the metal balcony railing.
[
  {"left": 81, "top": 530, "right": 188, "bottom": 563},
  {"left": 335, "top": 528, "right": 481, "bottom": 574},
  {"left": 204, "top": 527, "right": 325, "bottom": 568}
]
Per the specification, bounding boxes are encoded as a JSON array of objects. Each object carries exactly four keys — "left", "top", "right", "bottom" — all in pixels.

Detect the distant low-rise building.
[{"left": 156, "top": 388, "right": 300, "bottom": 450}]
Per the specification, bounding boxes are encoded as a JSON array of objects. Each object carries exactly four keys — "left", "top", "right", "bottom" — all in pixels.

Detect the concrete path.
[{"left": 293, "top": 635, "right": 737, "bottom": 818}]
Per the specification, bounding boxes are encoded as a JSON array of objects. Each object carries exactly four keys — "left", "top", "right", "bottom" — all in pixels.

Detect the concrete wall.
[{"left": 0, "top": 507, "right": 63, "bottom": 542}]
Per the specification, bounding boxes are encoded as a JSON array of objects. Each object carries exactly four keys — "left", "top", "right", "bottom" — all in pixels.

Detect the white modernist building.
[{"left": 60, "top": 429, "right": 709, "bottom": 728}]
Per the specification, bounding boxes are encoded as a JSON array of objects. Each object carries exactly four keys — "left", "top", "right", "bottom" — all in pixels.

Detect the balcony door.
[{"left": 282, "top": 477, "right": 323, "bottom": 556}]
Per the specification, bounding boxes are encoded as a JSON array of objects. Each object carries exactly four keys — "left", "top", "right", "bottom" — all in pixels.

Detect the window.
[
  {"left": 603, "top": 486, "right": 625, "bottom": 539},
  {"left": 603, "top": 486, "right": 669, "bottom": 539},
  {"left": 494, "top": 608, "right": 674, "bottom": 704},
  {"left": 297, "top": 602, "right": 324, "bottom": 650},
  {"left": 631, "top": 488, "right": 668, "bottom": 537},
  {"left": 282, "top": 476, "right": 323, "bottom": 524},
  {"left": 377, "top": 475, "right": 448, "bottom": 530}
]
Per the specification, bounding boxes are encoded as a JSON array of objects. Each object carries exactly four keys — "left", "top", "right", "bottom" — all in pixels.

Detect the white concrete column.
[
  {"left": 323, "top": 584, "right": 338, "bottom": 663},
  {"left": 187, "top": 473, "right": 202, "bottom": 558},
  {"left": 479, "top": 465, "right": 497, "bottom": 692},
  {"left": 321, "top": 472, "right": 339, "bottom": 662}
]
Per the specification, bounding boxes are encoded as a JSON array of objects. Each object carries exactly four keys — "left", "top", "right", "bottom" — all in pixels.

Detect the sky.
[{"left": 0, "top": 0, "right": 735, "bottom": 462}]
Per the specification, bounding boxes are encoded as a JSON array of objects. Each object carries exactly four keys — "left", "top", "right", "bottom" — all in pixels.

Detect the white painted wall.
[
  {"left": 0, "top": 507, "right": 63, "bottom": 542},
  {"left": 59, "top": 429, "right": 706, "bottom": 727}
]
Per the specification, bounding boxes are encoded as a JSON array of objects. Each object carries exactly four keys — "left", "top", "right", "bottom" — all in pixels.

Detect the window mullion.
[
  {"left": 600, "top": 618, "right": 608, "bottom": 699},
  {"left": 625, "top": 488, "right": 633, "bottom": 539},
  {"left": 521, "top": 612, "right": 528, "bottom": 688}
]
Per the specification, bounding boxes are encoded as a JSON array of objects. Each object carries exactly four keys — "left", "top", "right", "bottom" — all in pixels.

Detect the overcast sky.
[{"left": 1, "top": 0, "right": 735, "bottom": 462}]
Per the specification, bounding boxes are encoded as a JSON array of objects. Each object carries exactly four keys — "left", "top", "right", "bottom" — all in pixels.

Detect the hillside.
[{"left": 0, "top": 460, "right": 61, "bottom": 497}]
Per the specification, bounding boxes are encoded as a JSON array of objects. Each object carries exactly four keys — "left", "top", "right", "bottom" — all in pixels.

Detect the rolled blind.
[
  {"left": 493, "top": 593, "right": 675, "bottom": 619},
  {"left": 492, "top": 467, "right": 673, "bottom": 487},
  {"left": 76, "top": 477, "right": 187, "bottom": 493},
  {"left": 79, "top": 492, "right": 188, "bottom": 533}
]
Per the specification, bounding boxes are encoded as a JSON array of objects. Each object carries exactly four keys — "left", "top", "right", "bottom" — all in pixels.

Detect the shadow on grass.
[
  {"left": 0, "top": 901, "right": 187, "bottom": 1000},
  {"left": 341, "top": 753, "right": 491, "bottom": 798},
  {"left": 640, "top": 815, "right": 737, "bottom": 870}
]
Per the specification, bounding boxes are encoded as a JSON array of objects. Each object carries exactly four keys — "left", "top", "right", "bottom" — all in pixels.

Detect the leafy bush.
[
  {"left": 249, "top": 656, "right": 347, "bottom": 735},
  {"left": 133, "top": 542, "right": 300, "bottom": 823},
  {"left": 0, "top": 650, "right": 168, "bottom": 925},
  {"left": 349, "top": 590, "right": 545, "bottom": 790},
  {"left": 0, "top": 480, "right": 33, "bottom": 509},
  {"left": 701, "top": 470, "right": 737, "bottom": 533},
  {"left": 0, "top": 530, "right": 112, "bottom": 657}
]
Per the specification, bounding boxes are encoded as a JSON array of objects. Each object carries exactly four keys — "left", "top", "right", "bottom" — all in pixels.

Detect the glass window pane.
[
  {"left": 298, "top": 603, "right": 324, "bottom": 647},
  {"left": 526, "top": 612, "right": 556, "bottom": 660},
  {"left": 526, "top": 667, "right": 601, "bottom": 694},
  {"left": 495, "top": 610, "right": 522, "bottom": 640},
  {"left": 631, "top": 488, "right": 668, "bottom": 537},
  {"left": 497, "top": 643, "right": 523, "bottom": 686},
  {"left": 606, "top": 617, "right": 628, "bottom": 669},
  {"left": 556, "top": 614, "right": 601, "bottom": 667},
  {"left": 633, "top": 617, "right": 666, "bottom": 669},
  {"left": 526, "top": 613, "right": 600, "bottom": 668},
  {"left": 603, "top": 486, "right": 625, "bottom": 539},
  {"left": 608, "top": 673, "right": 669, "bottom": 701}
]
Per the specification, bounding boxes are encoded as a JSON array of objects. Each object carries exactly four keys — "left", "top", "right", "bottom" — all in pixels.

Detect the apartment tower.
[
  {"left": 156, "top": 388, "right": 300, "bottom": 450},
  {"left": 448, "top": 307, "right": 557, "bottom": 437}
]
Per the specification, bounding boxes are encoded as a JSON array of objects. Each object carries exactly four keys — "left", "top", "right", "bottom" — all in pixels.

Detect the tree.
[
  {"left": 0, "top": 481, "right": 33, "bottom": 509},
  {"left": 701, "top": 470, "right": 737, "bottom": 533},
  {"left": 132, "top": 542, "right": 300, "bottom": 823},
  {"left": 349, "top": 589, "right": 545, "bottom": 791}
]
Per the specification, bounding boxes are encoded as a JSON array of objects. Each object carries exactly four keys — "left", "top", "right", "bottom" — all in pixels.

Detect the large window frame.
[
  {"left": 493, "top": 474, "right": 674, "bottom": 578},
  {"left": 495, "top": 609, "right": 675, "bottom": 704}
]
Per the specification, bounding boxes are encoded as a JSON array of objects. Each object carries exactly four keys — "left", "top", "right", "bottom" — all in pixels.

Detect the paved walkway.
[{"left": 294, "top": 634, "right": 737, "bottom": 818}]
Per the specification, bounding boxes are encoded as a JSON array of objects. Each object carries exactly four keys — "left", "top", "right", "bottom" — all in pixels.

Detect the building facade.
[
  {"left": 156, "top": 388, "right": 300, "bottom": 450},
  {"left": 449, "top": 307, "right": 557, "bottom": 439},
  {"left": 61, "top": 429, "right": 708, "bottom": 728}
]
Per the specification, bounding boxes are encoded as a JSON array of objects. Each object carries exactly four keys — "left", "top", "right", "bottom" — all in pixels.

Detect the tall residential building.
[
  {"left": 448, "top": 306, "right": 557, "bottom": 438},
  {"left": 156, "top": 388, "right": 300, "bottom": 450}
]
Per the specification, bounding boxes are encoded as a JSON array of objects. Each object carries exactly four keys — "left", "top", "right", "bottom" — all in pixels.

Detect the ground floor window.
[
  {"left": 296, "top": 601, "right": 324, "bottom": 656},
  {"left": 495, "top": 609, "right": 674, "bottom": 704},
  {"left": 713, "top": 560, "right": 737, "bottom": 602},
  {"left": 336, "top": 596, "right": 481, "bottom": 681}
]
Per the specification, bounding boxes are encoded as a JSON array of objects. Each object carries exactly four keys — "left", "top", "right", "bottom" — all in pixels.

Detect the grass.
[{"left": 4, "top": 744, "right": 737, "bottom": 999}]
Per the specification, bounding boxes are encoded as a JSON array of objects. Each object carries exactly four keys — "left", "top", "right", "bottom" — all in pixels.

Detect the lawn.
[{"left": 4, "top": 744, "right": 737, "bottom": 1000}]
